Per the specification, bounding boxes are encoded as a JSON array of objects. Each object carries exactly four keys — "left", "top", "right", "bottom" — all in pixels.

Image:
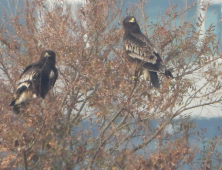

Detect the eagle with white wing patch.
[
  {"left": 123, "top": 16, "right": 173, "bottom": 88},
  {"left": 9, "top": 50, "right": 58, "bottom": 114}
]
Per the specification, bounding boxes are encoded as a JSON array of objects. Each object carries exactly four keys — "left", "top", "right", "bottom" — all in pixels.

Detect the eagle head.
[
  {"left": 123, "top": 16, "right": 141, "bottom": 33},
  {"left": 40, "top": 50, "right": 56, "bottom": 64},
  {"left": 41, "top": 50, "right": 55, "bottom": 58}
]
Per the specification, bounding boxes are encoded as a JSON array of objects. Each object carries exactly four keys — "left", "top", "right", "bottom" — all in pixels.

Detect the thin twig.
[
  {"left": 23, "top": 151, "right": 28, "bottom": 170},
  {"left": 133, "top": 112, "right": 175, "bottom": 152}
]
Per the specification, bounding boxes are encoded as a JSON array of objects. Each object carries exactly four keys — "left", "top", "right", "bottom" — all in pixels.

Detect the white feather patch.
[
  {"left": 143, "top": 69, "right": 149, "bottom": 80},
  {"left": 154, "top": 48, "right": 158, "bottom": 53},
  {"left": 39, "top": 98, "right": 45, "bottom": 108},
  {"left": 17, "top": 82, "right": 30, "bottom": 90},
  {"left": 49, "top": 71, "right": 55, "bottom": 79},
  {"left": 15, "top": 91, "right": 32, "bottom": 105}
]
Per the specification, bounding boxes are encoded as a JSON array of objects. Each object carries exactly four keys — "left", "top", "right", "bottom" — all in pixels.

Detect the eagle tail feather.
[
  {"left": 12, "top": 104, "right": 21, "bottom": 114},
  {"left": 149, "top": 71, "right": 160, "bottom": 88},
  {"left": 9, "top": 99, "right": 16, "bottom": 106},
  {"left": 9, "top": 84, "right": 33, "bottom": 114},
  {"left": 165, "top": 69, "right": 173, "bottom": 78},
  {"left": 16, "top": 85, "right": 28, "bottom": 94},
  {"left": 9, "top": 98, "right": 21, "bottom": 114}
]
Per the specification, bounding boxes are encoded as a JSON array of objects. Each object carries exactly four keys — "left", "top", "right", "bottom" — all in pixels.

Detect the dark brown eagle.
[
  {"left": 9, "top": 50, "right": 58, "bottom": 114},
  {"left": 123, "top": 16, "right": 173, "bottom": 88}
]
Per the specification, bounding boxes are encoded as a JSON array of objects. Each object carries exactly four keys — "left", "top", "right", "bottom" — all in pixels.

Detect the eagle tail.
[
  {"left": 13, "top": 104, "right": 21, "bottom": 114},
  {"left": 9, "top": 82, "right": 33, "bottom": 114},
  {"left": 165, "top": 69, "right": 173, "bottom": 78},
  {"left": 149, "top": 71, "right": 160, "bottom": 88},
  {"left": 9, "top": 98, "right": 21, "bottom": 114},
  {"left": 9, "top": 99, "right": 16, "bottom": 106}
]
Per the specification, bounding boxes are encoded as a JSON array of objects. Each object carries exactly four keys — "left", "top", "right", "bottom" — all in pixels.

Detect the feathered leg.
[
  {"left": 143, "top": 69, "right": 149, "bottom": 81},
  {"left": 149, "top": 71, "right": 160, "bottom": 88}
]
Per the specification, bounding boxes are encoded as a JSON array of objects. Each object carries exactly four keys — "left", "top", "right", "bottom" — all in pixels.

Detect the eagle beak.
[
  {"left": 129, "top": 18, "right": 135, "bottom": 23},
  {"left": 44, "top": 53, "right": 50, "bottom": 57}
]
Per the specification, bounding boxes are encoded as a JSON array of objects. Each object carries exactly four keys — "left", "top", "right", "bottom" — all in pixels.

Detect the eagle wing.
[
  {"left": 18, "top": 64, "right": 41, "bottom": 86},
  {"left": 9, "top": 64, "right": 42, "bottom": 112},
  {"left": 124, "top": 32, "right": 165, "bottom": 73}
]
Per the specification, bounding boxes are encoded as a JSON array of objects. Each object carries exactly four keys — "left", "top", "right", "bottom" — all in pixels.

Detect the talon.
[{"left": 131, "top": 76, "right": 137, "bottom": 81}]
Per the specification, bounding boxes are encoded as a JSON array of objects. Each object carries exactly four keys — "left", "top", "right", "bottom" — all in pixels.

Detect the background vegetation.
[{"left": 0, "top": 0, "right": 222, "bottom": 169}]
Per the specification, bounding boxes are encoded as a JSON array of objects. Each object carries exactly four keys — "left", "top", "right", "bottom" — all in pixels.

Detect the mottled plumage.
[
  {"left": 123, "top": 16, "right": 173, "bottom": 88},
  {"left": 9, "top": 50, "right": 58, "bottom": 113}
]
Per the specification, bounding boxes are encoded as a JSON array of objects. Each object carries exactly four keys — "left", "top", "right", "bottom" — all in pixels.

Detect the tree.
[{"left": 0, "top": 0, "right": 222, "bottom": 169}]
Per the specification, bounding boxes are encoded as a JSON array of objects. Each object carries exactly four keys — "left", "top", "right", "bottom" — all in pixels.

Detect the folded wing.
[
  {"left": 9, "top": 64, "right": 41, "bottom": 113},
  {"left": 124, "top": 32, "right": 165, "bottom": 73}
]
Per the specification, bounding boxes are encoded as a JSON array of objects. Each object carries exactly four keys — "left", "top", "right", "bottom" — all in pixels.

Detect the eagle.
[
  {"left": 9, "top": 50, "right": 58, "bottom": 114},
  {"left": 123, "top": 16, "right": 173, "bottom": 88}
]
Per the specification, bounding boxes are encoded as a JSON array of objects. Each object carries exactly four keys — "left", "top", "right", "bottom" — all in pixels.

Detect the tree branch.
[{"left": 23, "top": 151, "right": 28, "bottom": 170}]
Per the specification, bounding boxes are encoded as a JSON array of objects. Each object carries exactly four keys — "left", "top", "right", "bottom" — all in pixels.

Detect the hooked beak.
[
  {"left": 44, "top": 53, "right": 51, "bottom": 57},
  {"left": 129, "top": 18, "right": 135, "bottom": 23}
]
